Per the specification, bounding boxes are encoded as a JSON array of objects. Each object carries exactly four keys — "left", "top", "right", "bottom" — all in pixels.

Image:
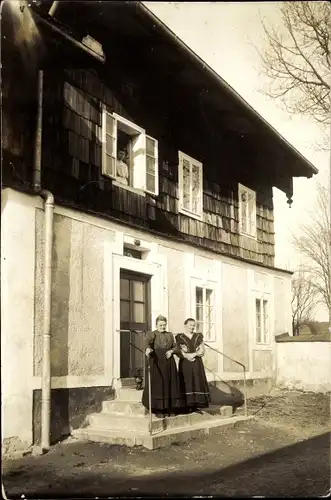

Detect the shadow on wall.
[
  {"left": 208, "top": 381, "right": 244, "bottom": 408},
  {"left": 206, "top": 367, "right": 245, "bottom": 408},
  {"left": 33, "top": 387, "right": 115, "bottom": 445}
]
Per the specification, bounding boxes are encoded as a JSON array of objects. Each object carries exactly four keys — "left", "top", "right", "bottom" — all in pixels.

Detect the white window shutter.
[
  {"left": 191, "top": 162, "right": 202, "bottom": 215},
  {"left": 101, "top": 105, "right": 117, "bottom": 178},
  {"left": 178, "top": 151, "right": 203, "bottom": 217},
  {"left": 249, "top": 191, "right": 256, "bottom": 235},
  {"left": 132, "top": 132, "right": 146, "bottom": 190},
  {"left": 182, "top": 156, "right": 192, "bottom": 211},
  {"left": 239, "top": 184, "right": 256, "bottom": 237},
  {"left": 240, "top": 187, "right": 248, "bottom": 233},
  {"left": 145, "top": 135, "right": 159, "bottom": 195}
]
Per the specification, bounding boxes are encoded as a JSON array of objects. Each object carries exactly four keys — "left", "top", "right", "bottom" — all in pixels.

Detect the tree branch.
[{"left": 259, "top": 1, "right": 330, "bottom": 128}]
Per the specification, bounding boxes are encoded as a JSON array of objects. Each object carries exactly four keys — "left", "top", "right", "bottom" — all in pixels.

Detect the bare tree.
[
  {"left": 291, "top": 268, "right": 318, "bottom": 335},
  {"left": 259, "top": 2, "right": 330, "bottom": 127},
  {"left": 292, "top": 183, "right": 331, "bottom": 326}
]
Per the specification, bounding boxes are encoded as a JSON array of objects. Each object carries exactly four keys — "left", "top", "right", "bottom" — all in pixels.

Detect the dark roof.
[
  {"left": 135, "top": 2, "right": 318, "bottom": 180},
  {"left": 31, "top": 1, "right": 318, "bottom": 182}
]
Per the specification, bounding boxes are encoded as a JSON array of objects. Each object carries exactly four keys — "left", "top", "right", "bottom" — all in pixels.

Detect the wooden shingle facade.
[{"left": 2, "top": 1, "right": 317, "bottom": 271}]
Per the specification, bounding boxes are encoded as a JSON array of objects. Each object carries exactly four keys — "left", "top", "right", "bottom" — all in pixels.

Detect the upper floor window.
[
  {"left": 256, "top": 297, "right": 269, "bottom": 344},
  {"left": 195, "top": 286, "right": 215, "bottom": 341},
  {"left": 101, "top": 107, "right": 159, "bottom": 195},
  {"left": 238, "top": 184, "right": 257, "bottom": 238},
  {"left": 178, "top": 151, "right": 203, "bottom": 220}
]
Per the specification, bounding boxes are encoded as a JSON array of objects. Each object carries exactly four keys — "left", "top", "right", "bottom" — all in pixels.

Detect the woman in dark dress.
[
  {"left": 176, "top": 318, "right": 211, "bottom": 412},
  {"left": 142, "top": 315, "right": 183, "bottom": 417}
]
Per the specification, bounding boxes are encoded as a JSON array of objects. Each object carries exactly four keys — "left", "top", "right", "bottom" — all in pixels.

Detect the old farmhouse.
[{"left": 1, "top": 0, "right": 318, "bottom": 451}]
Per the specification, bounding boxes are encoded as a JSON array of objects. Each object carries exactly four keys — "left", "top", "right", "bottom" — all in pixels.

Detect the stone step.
[
  {"left": 102, "top": 400, "right": 147, "bottom": 416},
  {"left": 120, "top": 378, "right": 136, "bottom": 387},
  {"left": 72, "top": 415, "right": 253, "bottom": 450},
  {"left": 103, "top": 399, "right": 232, "bottom": 418},
  {"left": 89, "top": 405, "right": 233, "bottom": 432},
  {"left": 117, "top": 387, "right": 143, "bottom": 402}
]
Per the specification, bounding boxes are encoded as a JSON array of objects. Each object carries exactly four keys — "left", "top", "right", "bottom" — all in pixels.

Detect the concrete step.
[
  {"left": 89, "top": 405, "right": 233, "bottom": 433},
  {"left": 103, "top": 399, "right": 232, "bottom": 419},
  {"left": 120, "top": 378, "right": 136, "bottom": 387},
  {"left": 72, "top": 415, "right": 253, "bottom": 450},
  {"left": 102, "top": 400, "right": 147, "bottom": 416},
  {"left": 117, "top": 387, "right": 143, "bottom": 402}
]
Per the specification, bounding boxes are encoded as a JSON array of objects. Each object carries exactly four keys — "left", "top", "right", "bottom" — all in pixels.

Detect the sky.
[{"left": 145, "top": 2, "right": 329, "bottom": 320}]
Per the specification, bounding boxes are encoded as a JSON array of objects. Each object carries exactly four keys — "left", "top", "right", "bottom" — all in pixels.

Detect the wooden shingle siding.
[{"left": 4, "top": 61, "right": 276, "bottom": 267}]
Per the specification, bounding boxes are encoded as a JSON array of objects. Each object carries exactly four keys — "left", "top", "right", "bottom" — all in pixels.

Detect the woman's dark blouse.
[
  {"left": 144, "top": 330, "right": 176, "bottom": 350},
  {"left": 176, "top": 332, "right": 204, "bottom": 353}
]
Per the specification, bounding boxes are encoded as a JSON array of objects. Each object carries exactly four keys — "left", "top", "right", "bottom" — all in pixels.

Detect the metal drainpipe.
[
  {"left": 32, "top": 69, "right": 54, "bottom": 452},
  {"left": 40, "top": 189, "right": 54, "bottom": 452},
  {"left": 33, "top": 70, "right": 43, "bottom": 191}
]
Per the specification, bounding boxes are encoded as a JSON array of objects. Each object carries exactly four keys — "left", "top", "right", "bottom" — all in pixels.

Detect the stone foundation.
[{"left": 33, "top": 386, "right": 115, "bottom": 444}]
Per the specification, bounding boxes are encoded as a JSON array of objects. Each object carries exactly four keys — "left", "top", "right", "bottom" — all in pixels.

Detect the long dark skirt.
[
  {"left": 142, "top": 348, "right": 183, "bottom": 413},
  {"left": 178, "top": 357, "right": 211, "bottom": 408}
]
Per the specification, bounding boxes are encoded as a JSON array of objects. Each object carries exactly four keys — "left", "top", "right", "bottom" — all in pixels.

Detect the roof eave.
[{"left": 134, "top": 2, "right": 318, "bottom": 178}]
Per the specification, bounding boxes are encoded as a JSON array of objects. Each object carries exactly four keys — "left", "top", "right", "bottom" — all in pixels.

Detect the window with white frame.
[
  {"left": 101, "top": 106, "right": 159, "bottom": 195},
  {"left": 178, "top": 151, "right": 203, "bottom": 219},
  {"left": 195, "top": 286, "right": 215, "bottom": 341},
  {"left": 255, "top": 297, "right": 269, "bottom": 344},
  {"left": 238, "top": 183, "right": 257, "bottom": 238}
]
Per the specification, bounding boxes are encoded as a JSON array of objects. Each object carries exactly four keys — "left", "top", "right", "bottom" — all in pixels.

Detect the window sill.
[
  {"left": 254, "top": 343, "right": 272, "bottom": 350},
  {"left": 179, "top": 207, "right": 203, "bottom": 222},
  {"left": 239, "top": 231, "right": 257, "bottom": 241},
  {"left": 112, "top": 180, "right": 146, "bottom": 197}
]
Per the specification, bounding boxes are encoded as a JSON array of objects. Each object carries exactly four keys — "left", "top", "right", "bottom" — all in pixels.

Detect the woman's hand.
[
  {"left": 165, "top": 349, "right": 173, "bottom": 359},
  {"left": 145, "top": 347, "right": 153, "bottom": 357},
  {"left": 184, "top": 353, "right": 196, "bottom": 362}
]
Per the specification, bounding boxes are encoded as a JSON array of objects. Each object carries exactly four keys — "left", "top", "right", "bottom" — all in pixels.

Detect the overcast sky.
[{"left": 145, "top": 2, "right": 329, "bottom": 320}]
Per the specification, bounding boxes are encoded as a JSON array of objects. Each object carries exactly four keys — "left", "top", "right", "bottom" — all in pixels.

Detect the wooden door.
[{"left": 119, "top": 271, "right": 151, "bottom": 378}]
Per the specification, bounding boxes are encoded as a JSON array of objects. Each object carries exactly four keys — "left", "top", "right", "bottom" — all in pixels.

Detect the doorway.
[{"left": 119, "top": 270, "right": 151, "bottom": 379}]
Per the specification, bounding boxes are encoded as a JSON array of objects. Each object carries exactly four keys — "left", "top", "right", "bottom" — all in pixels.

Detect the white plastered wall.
[
  {"left": 2, "top": 187, "right": 293, "bottom": 446},
  {"left": 1, "top": 189, "right": 36, "bottom": 448}
]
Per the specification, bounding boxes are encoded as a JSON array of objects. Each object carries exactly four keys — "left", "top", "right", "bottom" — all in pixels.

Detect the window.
[
  {"left": 256, "top": 298, "right": 269, "bottom": 344},
  {"left": 178, "top": 151, "right": 203, "bottom": 219},
  {"left": 238, "top": 184, "right": 257, "bottom": 238},
  {"left": 101, "top": 107, "right": 159, "bottom": 195},
  {"left": 195, "top": 286, "right": 215, "bottom": 341}
]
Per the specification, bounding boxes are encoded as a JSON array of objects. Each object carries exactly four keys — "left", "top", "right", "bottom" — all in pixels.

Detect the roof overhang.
[{"left": 28, "top": 0, "right": 318, "bottom": 185}]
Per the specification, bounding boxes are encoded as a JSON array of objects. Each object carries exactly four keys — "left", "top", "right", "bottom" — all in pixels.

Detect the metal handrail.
[
  {"left": 117, "top": 329, "right": 152, "bottom": 435},
  {"left": 204, "top": 343, "right": 248, "bottom": 417}
]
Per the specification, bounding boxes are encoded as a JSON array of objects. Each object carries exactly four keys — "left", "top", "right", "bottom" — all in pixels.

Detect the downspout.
[
  {"left": 33, "top": 69, "right": 54, "bottom": 452},
  {"left": 40, "top": 188, "right": 54, "bottom": 452},
  {"left": 33, "top": 70, "right": 43, "bottom": 191}
]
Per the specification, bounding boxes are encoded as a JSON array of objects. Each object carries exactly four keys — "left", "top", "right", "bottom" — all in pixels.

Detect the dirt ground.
[{"left": 2, "top": 389, "right": 330, "bottom": 498}]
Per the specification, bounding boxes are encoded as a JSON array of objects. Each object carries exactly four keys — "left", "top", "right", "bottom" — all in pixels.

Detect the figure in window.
[{"left": 116, "top": 149, "right": 129, "bottom": 185}]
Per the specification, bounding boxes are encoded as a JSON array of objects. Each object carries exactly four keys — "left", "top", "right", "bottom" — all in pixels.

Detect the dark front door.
[{"left": 120, "top": 271, "right": 151, "bottom": 378}]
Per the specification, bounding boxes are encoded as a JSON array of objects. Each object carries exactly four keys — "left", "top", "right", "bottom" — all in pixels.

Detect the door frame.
[{"left": 112, "top": 254, "right": 165, "bottom": 382}]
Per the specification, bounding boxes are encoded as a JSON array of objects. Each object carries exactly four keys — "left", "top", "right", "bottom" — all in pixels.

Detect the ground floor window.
[
  {"left": 256, "top": 297, "right": 269, "bottom": 344},
  {"left": 195, "top": 286, "right": 215, "bottom": 341}
]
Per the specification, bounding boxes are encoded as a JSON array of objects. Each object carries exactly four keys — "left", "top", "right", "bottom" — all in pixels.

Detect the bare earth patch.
[{"left": 2, "top": 390, "right": 330, "bottom": 498}]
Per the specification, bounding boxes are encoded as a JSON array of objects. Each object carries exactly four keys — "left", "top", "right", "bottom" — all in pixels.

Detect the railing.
[
  {"left": 116, "top": 331, "right": 248, "bottom": 436},
  {"left": 117, "top": 329, "right": 152, "bottom": 435},
  {"left": 204, "top": 343, "right": 248, "bottom": 417}
]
